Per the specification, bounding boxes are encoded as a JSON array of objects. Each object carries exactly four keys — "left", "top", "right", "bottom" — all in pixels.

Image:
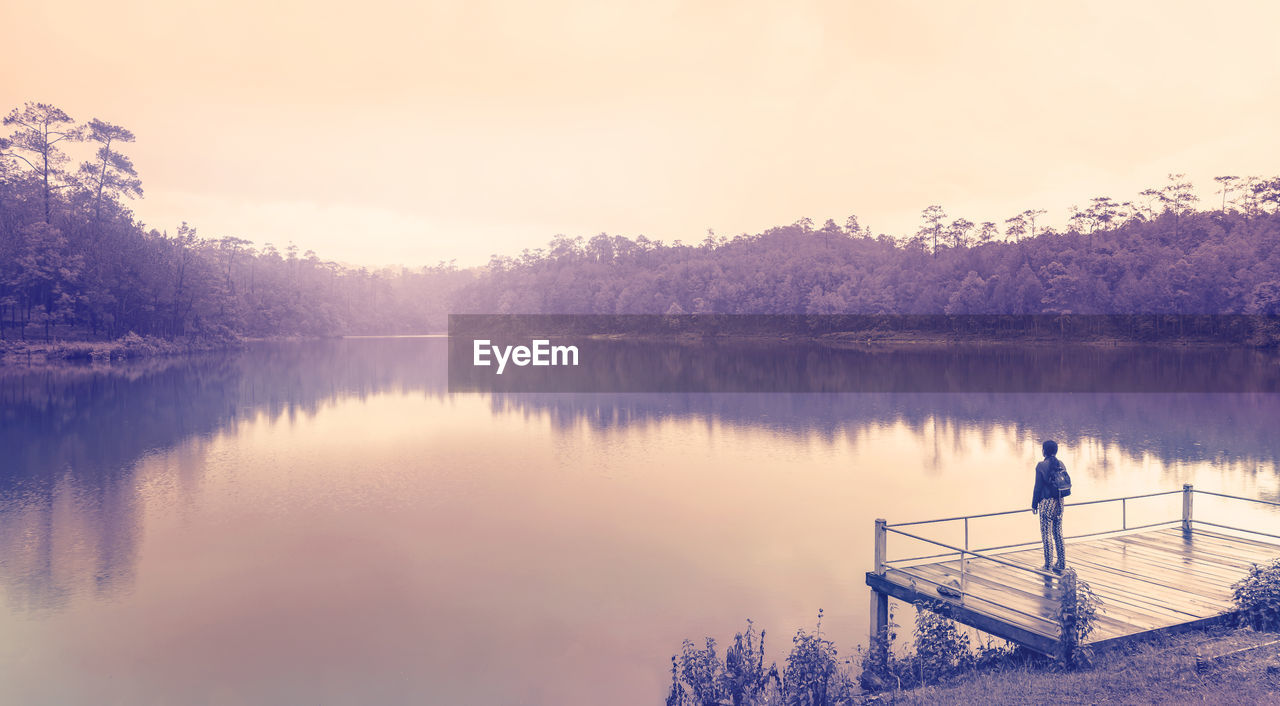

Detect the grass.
[{"left": 874, "top": 626, "right": 1280, "bottom": 705}]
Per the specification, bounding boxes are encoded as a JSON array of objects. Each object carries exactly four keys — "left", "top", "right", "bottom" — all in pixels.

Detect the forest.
[{"left": 3, "top": 101, "right": 1280, "bottom": 343}]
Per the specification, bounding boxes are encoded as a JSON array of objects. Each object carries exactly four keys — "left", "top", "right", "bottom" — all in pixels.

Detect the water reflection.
[
  {"left": 0, "top": 337, "right": 1277, "bottom": 704},
  {"left": 493, "top": 392, "right": 1280, "bottom": 470},
  {"left": 0, "top": 339, "right": 447, "bottom": 612},
  {"left": 3, "top": 338, "right": 1279, "bottom": 610}
]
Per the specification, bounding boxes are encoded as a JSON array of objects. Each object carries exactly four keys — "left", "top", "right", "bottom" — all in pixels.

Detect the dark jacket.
[{"left": 1031, "top": 456, "right": 1065, "bottom": 509}]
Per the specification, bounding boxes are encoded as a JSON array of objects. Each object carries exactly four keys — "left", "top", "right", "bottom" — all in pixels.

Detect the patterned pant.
[{"left": 1038, "top": 496, "right": 1065, "bottom": 569}]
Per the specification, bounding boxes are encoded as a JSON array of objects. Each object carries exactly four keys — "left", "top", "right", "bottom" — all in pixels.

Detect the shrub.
[
  {"left": 1057, "top": 567, "right": 1101, "bottom": 666},
  {"left": 859, "top": 600, "right": 1006, "bottom": 693},
  {"left": 857, "top": 606, "right": 905, "bottom": 693},
  {"left": 1233, "top": 558, "right": 1280, "bottom": 631},
  {"left": 667, "top": 621, "right": 780, "bottom": 706},
  {"left": 782, "top": 609, "right": 855, "bottom": 705},
  {"left": 973, "top": 635, "right": 1018, "bottom": 668},
  {"left": 674, "top": 637, "right": 726, "bottom": 706},
  {"left": 909, "top": 600, "right": 974, "bottom": 683},
  {"left": 723, "top": 620, "right": 777, "bottom": 705}
]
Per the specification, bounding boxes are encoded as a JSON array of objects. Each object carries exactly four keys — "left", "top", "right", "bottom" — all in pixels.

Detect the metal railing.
[
  {"left": 869, "top": 485, "right": 1280, "bottom": 645},
  {"left": 884, "top": 488, "right": 1187, "bottom": 566},
  {"left": 872, "top": 484, "right": 1280, "bottom": 616}
]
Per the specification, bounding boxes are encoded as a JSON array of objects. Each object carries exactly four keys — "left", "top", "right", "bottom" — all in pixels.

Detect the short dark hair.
[{"left": 1042, "top": 439, "right": 1058, "bottom": 457}]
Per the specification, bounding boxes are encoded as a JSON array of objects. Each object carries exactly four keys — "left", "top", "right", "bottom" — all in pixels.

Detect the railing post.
[
  {"left": 1182, "top": 484, "right": 1194, "bottom": 534},
  {"left": 871, "top": 518, "right": 889, "bottom": 649},
  {"left": 1122, "top": 497, "right": 1127, "bottom": 530},
  {"left": 874, "top": 519, "right": 887, "bottom": 574}
]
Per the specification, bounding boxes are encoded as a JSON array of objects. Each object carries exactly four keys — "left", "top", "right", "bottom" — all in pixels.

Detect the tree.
[
  {"left": 1022, "top": 208, "right": 1047, "bottom": 239},
  {"left": 10, "top": 221, "right": 80, "bottom": 339},
  {"left": 1252, "top": 178, "right": 1280, "bottom": 215},
  {"left": 79, "top": 119, "right": 142, "bottom": 226},
  {"left": 3, "top": 102, "right": 81, "bottom": 223},
  {"left": 946, "top": 218, "right": 974, "bottom": 249},
  {"left": 945, "top": 271, "right": 988, "bottom": 314},
  {"left": 1003, "top": 213, "right": 1027, "bottom": 242},
  {"left": 1214, "top": 175, "right": 1240, "bottom": 212},
  {"left": 1137, "top": 188, "right": 1163, "bottom": 220},
  {"left": 1088, "top": 197, "right": 1119, "bottom": 231},
  {"left": 1069, "top": 197, "right": 1119, "bottom": 249},
  {"left": 843, "top": 214, "right": 863, "bottom": 238},
  {"left": 1067, "top": 205, "right": 1087, "bottom": 235},
  {"left": 1161, "top": 173, "right": 1198, "bottom": 214},
  {"left": 806, "top": 285, "right": 848, "bottom": 314},
  {"left": 918, "top": 205, "right": 946, "bottom": 254},
  {"left": 1240, "top": 176, "right": 1264, "bottom": 217},
  {"left": 1160, "top": 173, "right": 1198, "bottom": 237},
  {"left": 1040, "top": 261, "right": 1084, "bottom": 314}
]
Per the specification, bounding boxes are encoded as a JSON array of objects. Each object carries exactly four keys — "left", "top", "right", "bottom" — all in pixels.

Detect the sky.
[{"left": 3, "top": 0, "right": 1278, "bottom": 268}]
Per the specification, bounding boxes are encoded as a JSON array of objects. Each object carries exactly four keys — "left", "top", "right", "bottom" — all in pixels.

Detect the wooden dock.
[{"left": 866, "top": 486, "right": 1280, "bottom": 656}]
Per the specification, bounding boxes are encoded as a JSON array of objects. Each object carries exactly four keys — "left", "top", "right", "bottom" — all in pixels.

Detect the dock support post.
[
  {"left": 870, "top": 589, "right": 889, "bottom": 645},
  {"left": 871, "top": 518, "right": 889, "bottom": 649},
  {"left": 1182, "top": 484, "right": 1194, "bottom": 534},
  {"left": 874, "top": 518, "right": 887, "bottom": 575}
]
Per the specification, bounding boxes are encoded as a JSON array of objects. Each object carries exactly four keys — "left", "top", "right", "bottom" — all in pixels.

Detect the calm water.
[{"left": 2, "top": 337, "right": 1279, "bottom": 705}]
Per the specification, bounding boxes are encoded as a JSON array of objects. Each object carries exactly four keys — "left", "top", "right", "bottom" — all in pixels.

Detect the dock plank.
[
  {"left": 938, "top": 557, "right": 1199, "bottom": 630},
  {"left": 1065, "top": 543, "right": 1244, "bottom": 595},
  {"left": 882, "top": 567, "right": 1059, "bottom": 639},
  {"left": 1116, "top": 532, "right": 1271, "bottom": 567},
  {"left": 1173, "top": 527, "right": 1280, "bottom": 553},
  {"left": 1063, "top": 549, "right": 1235, "bottom": 609}
]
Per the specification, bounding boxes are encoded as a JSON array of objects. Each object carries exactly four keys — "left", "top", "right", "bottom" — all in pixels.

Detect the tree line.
[
  {"left": 3, "top": 100, "right": 1280, "bottom": 342},
  {"left": 0, "top": 102, "right": 467, "bottom": 340},
  {"left": 454, "top": 174, "right": 1280, "bottom": 319}
]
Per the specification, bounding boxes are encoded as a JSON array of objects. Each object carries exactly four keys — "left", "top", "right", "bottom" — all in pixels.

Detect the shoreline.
[
  {"left": 0, "top": 334, "right": 243, "bottom": 366},
  {"left": 5, "top": 328, "right": 1271, "bottom": 369},
  {"left": 0, "top": 333, "right": 334, "bottom": 367},
  {"left": 586, "top": 329, "right": 1274, "bottom": 349}
]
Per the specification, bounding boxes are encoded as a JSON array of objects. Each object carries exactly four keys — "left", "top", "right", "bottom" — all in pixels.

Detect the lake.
[{"left": 2, "top": 336, "right": 1279, "bottom": 705}]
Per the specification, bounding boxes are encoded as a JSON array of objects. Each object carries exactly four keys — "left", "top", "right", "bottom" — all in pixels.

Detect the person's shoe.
[
  {"left": 1042, "top": 563, "right": 1052, "bottom": 572},
  {"left": 1053, "top": 563, "right": 1066, "bottom": 574}
]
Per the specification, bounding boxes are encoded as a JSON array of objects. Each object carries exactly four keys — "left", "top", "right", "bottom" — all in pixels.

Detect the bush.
[
  {"left": 667, "top": 621, "right": 780, "bottom": 706},
  {"left": 910, "top": 600, "right": 974, "bottom": 683},
  {"left": 667, "top": 612, "right": 861, "bottom": 706},
  {"left": 723, "top": 621, "right": 775, "bottom": 705},
  {"left": 672, "top": 637, "right": 726, "bottom": 706},
  {"left": 782, "top": 609, "right": 855, "bottom": 705},
  {"left": 672, "top": 604, "right": 1021, "bottom": 702},
  {"left": 857, "top": 607, "right": 905, "bottom": 693},
  {"left": 1057, "top": 567, "right": 1101, "bottom": 666},
  {"left": 858, "top": 600, "right": 1016, "bottom": 693},
  {"left": 1233, "top": 558, "right": 1280, "bottom": 631}
]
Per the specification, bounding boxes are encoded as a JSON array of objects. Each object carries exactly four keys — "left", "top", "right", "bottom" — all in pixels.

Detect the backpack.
[{"left": 1046, "top": 457, "right": 1072, "bottom": 498}]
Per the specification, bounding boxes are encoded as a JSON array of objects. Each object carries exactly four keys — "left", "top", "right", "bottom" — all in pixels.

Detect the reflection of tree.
[
  {"left": 2, "top": 337, "right": 1277, "bottom": 612},
  {"left": 453, "top": 335, "right": 1280, "bottom": 394},
  {"left": 0, "top": 337, "right": 450, "bottom": 610},
  {"left": 491, "top": 391, "right": 1280, "bottom": 472}
]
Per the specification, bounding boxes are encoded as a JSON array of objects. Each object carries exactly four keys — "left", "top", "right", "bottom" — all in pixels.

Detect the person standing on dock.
[{"left": 1032, "top": 439, "right": 1070, "bottom": 573}]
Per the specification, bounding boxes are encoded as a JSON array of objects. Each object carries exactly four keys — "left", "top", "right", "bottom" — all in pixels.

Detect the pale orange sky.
[{"left": 3, "top": 0, "right": 1278, "bottom": 267}]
